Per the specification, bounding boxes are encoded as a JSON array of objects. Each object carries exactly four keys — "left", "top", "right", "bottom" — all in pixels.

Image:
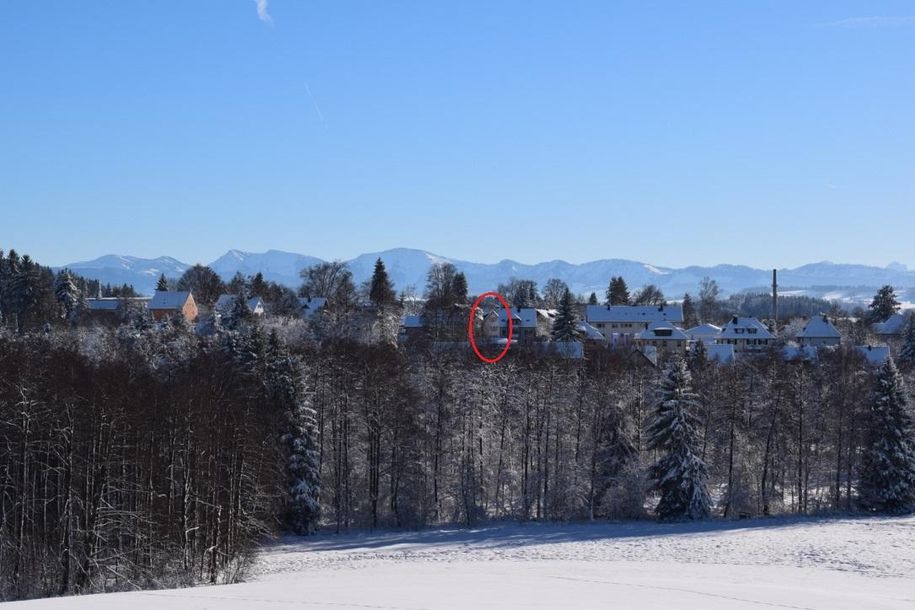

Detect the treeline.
[
  {"left": 0, "top": 324, "right": 318, "bottom": 601},
  {"left": 302, "top": 338, "right": 915, "bottom": 530}
]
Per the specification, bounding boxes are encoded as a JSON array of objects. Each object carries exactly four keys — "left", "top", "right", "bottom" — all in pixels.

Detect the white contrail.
[
  {"left": 254, "top": 0, "right": 273, "bottom": 24},
  {"left": 305, "top": 83, "right": 328, "bottom": 129}
]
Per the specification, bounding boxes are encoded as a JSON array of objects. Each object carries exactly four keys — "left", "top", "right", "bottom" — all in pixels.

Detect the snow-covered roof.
[
  {"left": 498, "top": 307, "right": 538, "bottom": 328},
  {"left": 298, "top": 297, "right": 327, "bottom": 318},
  {"left": 401, "top": 314, "right": 423, "bottom": 328},
  {"left": 707, "top": 344, "right": 735, "bottom": 364},
  {"left": 798, "top": 315, "right": 840, "bottom": 339},
  {"left": 856, "top": 345, "right": 891, "bottom": 366},
  {"left": 577, "top": 321, "right": 605, "bottom": 341},
  {"left": 640, "top": 345, "right": 659, "bottom": 366},
  {"left": 215, "top": 294, "right": 264, "bottom": 314},
  {"left": 85, "top": 298, "right": 121, "bottom": 311},
  {"left": 585, "top": 304, "right": 683, "bottom": 324},
  {"left": 638, "top": 321, "right": 688, "bottom": 341},
  {"left": 148, "top": 291, "right": 192, "bottom": 310},
  {"left": 686, "top": 323, "right": 721, "bottom": 339},
  {"left": 553, "top": 341, "right": 584, "bottom": 358},
  {"left": 783, "top": 344, "right": 818, "bottom": 362},
  {"left": 873, "top": 313, "right": 908, "bottom": 336},
  {"left": 718, "top": 317, "right": 774, "bottom": 340}
]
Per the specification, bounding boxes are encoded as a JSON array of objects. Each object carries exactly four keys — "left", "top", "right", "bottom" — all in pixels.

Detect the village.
[{"left": 81, "top": 266, "right": 913, "bottom": 369}]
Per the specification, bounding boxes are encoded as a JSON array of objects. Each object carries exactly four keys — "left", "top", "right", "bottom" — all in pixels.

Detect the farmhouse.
[{"left": 148, "top": 291, "right": 198, "bottom": 322}]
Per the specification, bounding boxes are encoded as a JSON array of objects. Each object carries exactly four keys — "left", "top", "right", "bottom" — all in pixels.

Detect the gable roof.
[
  {"left": 638, "top": 321, "right": 688, "bottom": 341},
  {"left": 498, "top": 307, "right": 538, "bottom": 328},
  {"left": 783, "top": 343, "right": 819, "bottom": 362},
  {"left": 85, "top": 298, "right": 122, "bottom": 311},
  {"left": 585, "top": 304, "right": 683, "bottom": 324},
  {"left": 707, "top": 343, "right": 735, "bottom": 364},
  {"left": 148, "top": 291, "right": 192, "bottom": 310},
  {"left": 719, "top": 317, "right": 775, "bottom": 340},
  {"left": 873, "top": 313, "right": 908, "bottom": 336},
  {"left": 687, "top": 323, "right": 721, "bottom": 338},
  {"left": 577, "top": 321, "right": 606, "bottom": 341},
  {"left": 856, "top": 344, "right": 891, "bottom": 366},
  {"left": 799, "top": 315, "right": 840, "bottom": 339},
  {"left": 298, "top": 297, "right": 327, "bottom": 318}
]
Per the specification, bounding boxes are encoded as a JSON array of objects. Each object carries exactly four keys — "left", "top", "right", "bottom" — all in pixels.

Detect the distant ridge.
[{"left": 61, "top": 249, "right": 915, "bottom": 306}]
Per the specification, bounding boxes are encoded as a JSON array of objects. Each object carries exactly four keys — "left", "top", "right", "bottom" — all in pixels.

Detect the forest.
[{"left": 1, "top": 248, "right": 914, "bottom": 601}]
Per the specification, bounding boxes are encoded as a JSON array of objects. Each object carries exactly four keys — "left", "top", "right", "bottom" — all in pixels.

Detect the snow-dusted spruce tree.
[
  {"left": 54, "top": 270, "right": 81, "bottom": 321},
  {"left": 551, "top": 288, "right": 581, "bottom": 342},
  {"left": 897, "top": 316, "right": 915, "bottom": 369},
  {"left": 646, "top": 358, "right": 711, "bottom": 520},
  {"left": 267, "top": 331, "right": 321, "bottom": 533},
  {"left": 858, "top": 357, "right": 915, "bottom": 513},
  {"left": 688, "top": 338, "right": 707, "bottom": 370}
]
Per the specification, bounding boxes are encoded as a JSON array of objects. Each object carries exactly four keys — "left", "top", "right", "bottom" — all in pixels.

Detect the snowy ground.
[{"left": 9, "top": 515, "right": 915, "bottom": 609}]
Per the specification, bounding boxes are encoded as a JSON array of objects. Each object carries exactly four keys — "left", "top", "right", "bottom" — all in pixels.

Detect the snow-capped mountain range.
[{"left": 61, "top": 248, "right": 915, "bottom": 305}]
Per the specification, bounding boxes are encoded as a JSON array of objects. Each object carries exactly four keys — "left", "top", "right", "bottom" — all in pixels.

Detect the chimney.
[{"left": 772, "top": 269, "right": 778, "bottom": 337}]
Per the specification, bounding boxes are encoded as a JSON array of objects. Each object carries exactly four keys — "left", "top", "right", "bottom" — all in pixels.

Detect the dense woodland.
[{"left": 2, "top": 248, "right": 915, "bottom": 601}]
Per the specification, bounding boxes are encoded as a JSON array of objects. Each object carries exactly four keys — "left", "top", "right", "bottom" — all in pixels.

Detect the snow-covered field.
[{"left": 9, "top": 515, "right": 915, "bottom": 609}]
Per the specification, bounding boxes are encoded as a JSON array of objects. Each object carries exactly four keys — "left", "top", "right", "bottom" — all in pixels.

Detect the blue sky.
[{"left": 1, "top": 1, "right": 913, "bottom": 269}]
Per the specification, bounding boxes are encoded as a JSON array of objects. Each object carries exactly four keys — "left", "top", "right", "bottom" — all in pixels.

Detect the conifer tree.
[
  {"left": 859, "top": 358, "right": 915, "bottom": 513},
  {"left": 54, "top": 270, "right": 81, "bottom": 321},
  {"left": 588, "top": 292, "right": 598, "bottom": 305},
  {"left": 266, "top": 331, "right": 321, "bottom": 533},
  {"left": 368, "top": 258, "right": 396, "bottom": 307},
  {"left": 156, "top": 274, "right": 168, "bottom": 291},
  {"left": 682, "top": 293, "right": 698, "bottom": 328},
  {"left": 551, "top": 288, "right": 581, "bottom": 342},
  {"left": 605, "top": 276, "right": 630, "bottom": 306},
  {"left": 897, "top": 317, "right": 915, "bottom": 369},
  {"left": 646, "top": 359, "right": 711, "bottom": 520},
  {"left": 688, "top": 338, "right": 707, "bottom": 369},
  {"left": 451, "top": 272, "right": 469, "bottom": 304},
  {"left": 868, "top": 285, "right": 900, "bottom": 323}
]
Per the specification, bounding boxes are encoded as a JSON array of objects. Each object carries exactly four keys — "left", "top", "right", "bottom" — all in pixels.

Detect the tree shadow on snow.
[{"left": 265, "top": 513, "right": 903, "bottom": 555}]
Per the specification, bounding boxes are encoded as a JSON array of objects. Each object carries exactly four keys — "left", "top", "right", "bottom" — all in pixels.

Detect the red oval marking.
[{"left": 468, "top": 291, "right": 513, "bottom": 363}]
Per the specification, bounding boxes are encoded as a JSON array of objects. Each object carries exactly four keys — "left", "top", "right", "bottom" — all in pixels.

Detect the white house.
[
  {"left": 585, "top": 304, "right": 684, "bottom": 346},
  {"left": 686, "top": 323, "right": 721, "bottom": 345},
  {"left": 215, "top": 294, "right": 265, "bottom": 316},
  {"left": 635, "top": 321, "right": 689, "bottom": 353},
  {"left": 873, "top": 313, "right": 909, "bottom": 337},
  {"left": 856, "top": 344, "right": 891, "bottom": 366},
  {"left": 495, "top": 307, "right": 553, "bottom": 343},
  {"left": 716, "top": 317, "right": 775, "bottom": 352},
  {"left": 797, "top": 314, "right": 841, "bottom": 347}
]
